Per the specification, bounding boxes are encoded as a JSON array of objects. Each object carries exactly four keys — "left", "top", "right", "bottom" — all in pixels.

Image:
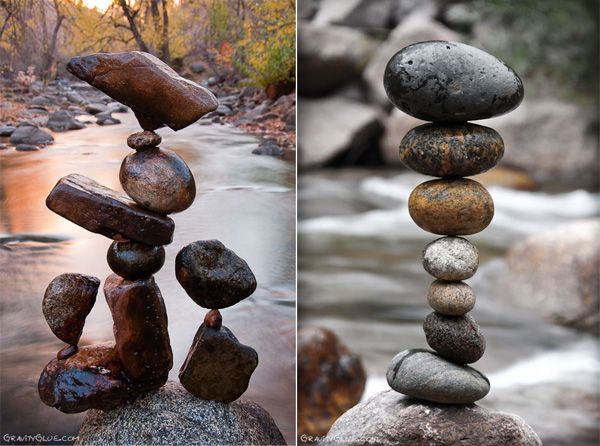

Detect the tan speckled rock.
[
  {"left": 409, "top": 179, "right": 494, "bottom": 235},
  {"left": 422, "top": 237, "right": 479, "bottom": 281},
  {"left": 427, "top": 280, "right": 475, "bottom": 316},
  {"left": 127, "top": 131, "right": 161, "bottom": 150}
]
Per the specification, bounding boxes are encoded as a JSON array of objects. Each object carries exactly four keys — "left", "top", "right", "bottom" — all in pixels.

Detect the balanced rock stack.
[{"left": 37, "top": 51, "right": 242, "bottom": 413}]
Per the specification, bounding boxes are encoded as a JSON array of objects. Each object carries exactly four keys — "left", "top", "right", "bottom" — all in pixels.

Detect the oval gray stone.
[
  {"left": 423, "top": 236, "right": 478, "bottom": 281},
  {"left": 384, "top": 41, "right": 524, "bottom": 122},
  {"left": 386, "top": 349, "right": 489, "bottom": 404},
  {"left": 423, "top": 312, "right": 485, "bottom": 364}
]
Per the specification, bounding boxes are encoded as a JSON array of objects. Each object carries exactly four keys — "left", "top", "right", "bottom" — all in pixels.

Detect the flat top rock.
[{"left": 67, "top": 51, "right": 218, "bottom": 131}]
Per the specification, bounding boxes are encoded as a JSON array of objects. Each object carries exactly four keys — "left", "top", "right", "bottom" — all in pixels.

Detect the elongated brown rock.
[
  {"left": 38, "top": 343, "right": 166, "bottom": 413},
  {"left": 179, "top": 318, "right": 258, "bottom": 403},
  {"left": 104, "top": 274, "right": 173, "bottom": 380},
  {"left": 66, "top": 52, "right": 218, "bottom": 131},
  {"left": 46, "top": 174, "right": 174, "bottom": 245}
]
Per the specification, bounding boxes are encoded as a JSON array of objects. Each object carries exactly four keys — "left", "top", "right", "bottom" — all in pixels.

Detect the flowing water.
[
  {"left": 0, "top": 112, "right": 296, "bottom": 444},
  {"left": 298, "top": 169, "right": 600, "bottom": 446}
]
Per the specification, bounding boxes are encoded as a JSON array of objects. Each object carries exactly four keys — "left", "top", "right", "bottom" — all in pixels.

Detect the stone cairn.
[
  {"left": 38, "top": 51, "right": 259, "bottom": 412},
  {"left": 382, "top": 41, "right": 524, "bottom": 404}
]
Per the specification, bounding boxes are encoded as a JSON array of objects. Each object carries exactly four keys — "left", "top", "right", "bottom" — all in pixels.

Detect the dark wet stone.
[
  {"left": 42, "top": 273, "right": 100, "bottom": 345},
  {"left": 66, "top": 52, "right": 218, "bottom": 131},
  {"left": 104, "top": 274, "right": 173, "bottom": 380},
  {"left": 0, "top": 125, "right": 16, "bottom": 136},
  {"left": 10, "top": 125, "right": 54, "bottom": 145},
  {"left": 57, "top": 345, "right": 79, "bottom": 360},
  {"left": 179, "top": 322, "right": 258, "bottom": 403},
  {"left": 96, "top": 111, "right": 121, "bottom": 126},
  {"left": 252, "top": 139, "right": 284, "bottom": 157},
  {"left": 204, "top": 309, "right": 222, "bottom": 329},
  {"left": 46, "top": 174, "right": 174, "bottom": 245},
  {"left": 106, "top": 240, "right": 165, "bottom": 280},
  {"left": 47, "top": 109, "right": 86, "bottom": 132},
  {"left": 384, "top": 41, "right": 524, "bottom": 121},
  {"left": 399, "top": 123, "right": 504, "bottom": 177},
  {"left": 423, "top": 312, "right": 485, "bottom": 364},
  {"left": 175, "top": 240, "right": 257, "bottom": 309},
  {"left": 427, "top": 280, "right": 475, "bottom": 316},
  {"left": 127, "top": 131, "right": 161, "bottom": 150},
  {"left": 422, "top": 236, "right": 479, "bottom": 281},
  {"left": 409, "top": 179, "right": 494, "bottom": 235},
  {"left": 120, "top": 147, "right": 196, "bottom": 214},
  {"left": 38, "top": 343, "right": 167, "bottom": 413},
  {"left": 85, "top": 103, "right": 106, "bottom": 115},
  {"left": 298, "top": 326, "right": 366, "bottom": 438},
  {"left": 15, "top": 143, "right": 39, "bottom": 151},
  {"left": 386, "top": 349, "right": 489, "bottom": 404}
]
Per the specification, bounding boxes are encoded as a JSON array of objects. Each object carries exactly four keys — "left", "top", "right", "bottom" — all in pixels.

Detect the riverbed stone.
[
  {"left": 423, "top": 236, "right": 479, "bottom": 280},
  {"left": 175, "top": 240, "right": 257, "bottom": 309},
  {"left": 427, "top": 280, "right": 475, "bottom": 316},
  {"left": 0, "top": 125, "right": 16, "bottom": 136},
  {"left": 423, "top": 312, "right": 485, "bottom": 364},
  {"left": 38, "top": 343, "right": 167, "bottom": 414},
  {"left": 47, "top": 109, "right": 86, "bottom": 132},
  {"left": 323, "top": 390, "right": 542, "bottom": 445},
  {"left": 42, "top": 273, "right": 100, "bottom": 346},
  {"left": 179, "top": 321, "right": 258, "bottom": 403},
  {"left": 104, "top": 274, "right": 172, "bottom": 381},
  {"left": 75, "top": 381, "right": 285, "bottom": 446},
  {"left": 120, "top": 147, "right": 196, "bottom": 214},
  {"left": 399, "top": 123, "right": 504, "bottom": 177},
  {"left": 384, "top": 41, "right": 524, "bottom": 121},
  {"left": 10, "top": 125, "right": 54, "bottom": 145},
  {"left": 106, "top": 240, "right": 165, "bottom": 280},
  {"left": 127, "top": 130, "right": 161, "bottom": 150},
  {"left": 409, "top": 179, "right": 494, "bottom": 235},
  {"left": 15, "top": 143, "right": 39, "bottom": 151},
  {"left": 386, "top": 349, "right": 489, "bottom": 404},
  {"left": 46, "top": 174, "right": 174, "bottom": 245},
  {"left": 66, "top": 52, "right": 218, "bottom": 131}
]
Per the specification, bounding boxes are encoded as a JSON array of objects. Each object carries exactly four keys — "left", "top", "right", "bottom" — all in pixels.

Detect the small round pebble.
[
  {"left": 120, "top": 147, "right": 196, "bottom": 214},
  {"left": 422, "top": 236, "right": 479, "bottom": 281},
  {"left": 423, "top": 312, "right": 486, "bottom": 364},
  {"left": 127, "top": 131, "right": 161, "bottom": 150},
  {"left": 204, "top": 309, "right": 223, "bottom": 329},
  {"left": 427, "top": 280, "right": 475, "bottom": 316},
  {"left": 107, "top": 241, "right": 165, "bottom": 280},
  {"left": 409, "top": 179, "right": 494, "bottom": 235}
]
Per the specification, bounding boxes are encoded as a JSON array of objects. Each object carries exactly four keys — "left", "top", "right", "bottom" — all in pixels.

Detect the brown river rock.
[
  {"left": 42, "top": 273, "right": 100, "bottom": 346},
  {"left": 399, "top": 123, "right": 504, "bottom": 177},
  {"left": 104, "top": 274, "right": 173, "bottom": 381},
  {"left": 127, "top": 131, "right": 161, "bottom": 150},
  {"left": 46, "top": 174, "right": 174, "bottom": 245},
  {"left": 408, "top": 179, "right": 494, "bottom": 235},
  {"left": 179, "top": 322, "right": 258, "bottom": 403},
  {"left": 427, "top": 280, "right": 476, "bottom": 316},
  {"left": 38, "top": 343, "right": 167, "bottom": 413},
  {"left": 66, "top": 52, "right": 218, "bottom": 131},
  {"left": 107, "top": 240, "right": 165, "bottom": 280},
  {"left": 120, "top": 147, "right": 196, "bottom": 214}
]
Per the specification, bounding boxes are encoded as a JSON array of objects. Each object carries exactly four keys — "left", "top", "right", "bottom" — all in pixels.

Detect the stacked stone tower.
[{"left": 383, "top": 41, "right": 524, "bottom": 404}]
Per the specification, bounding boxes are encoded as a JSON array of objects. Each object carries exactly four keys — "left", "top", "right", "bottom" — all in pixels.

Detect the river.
[{"left": 0, "top": 112, "right": 296, "bottom": 444}]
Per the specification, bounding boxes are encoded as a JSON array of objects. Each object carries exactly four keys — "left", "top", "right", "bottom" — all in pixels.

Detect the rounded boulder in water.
[{"left": 384, "top": 41, "right": 524, "bottom": 122}]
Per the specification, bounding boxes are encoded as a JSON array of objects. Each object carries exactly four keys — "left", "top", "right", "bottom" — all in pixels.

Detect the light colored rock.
[
  {"left": 76, "top": 381, "right": 285, "bottom": 446},
  {"left": 427, "top": 280, "right": 475, "bottom": 316},
  {"left": 423, "top": 236, "right": 479, "bottom": 281}
]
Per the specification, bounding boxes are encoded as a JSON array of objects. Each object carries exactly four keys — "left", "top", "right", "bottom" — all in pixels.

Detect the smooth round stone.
[
  {"left": 399, "top": 123, "right": 504, "bottom": 177},
  {"left": 387, "top": 349, "right": 489, "bottom": 404},
  {"left": 175, "top": 240, "right": 257, "bottom": 309},
  {"left": 120, "top": 147, "right": 195, "bottom": 214},
  {"left": 43, "top": 273, "right": 100, "bottom": 346},
  {"left": 423, "top": 236, "right": 479, "bottom": 281},
  {"left": 427, "top": 280, "right": 475, "bottom": 316},
  {"left": 127, "top": 131, "right": 161, "bottom": 150},
  {"left": 106, "top": 240, "right": 165, "bottom": 280},
  {"left": 409, "top": 179, "right": 494, "bottom": 235},
  {"left": 423, "top": 312, "right": 485, "bottom": 364},
  {"left": 384, "top": 41, "right": 524, "bottom": 122}
]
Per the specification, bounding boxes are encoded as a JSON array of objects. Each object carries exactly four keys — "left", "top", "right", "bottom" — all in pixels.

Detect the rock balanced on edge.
[{"left": 39, "top": 51, "right": 226, "bottom": 413}]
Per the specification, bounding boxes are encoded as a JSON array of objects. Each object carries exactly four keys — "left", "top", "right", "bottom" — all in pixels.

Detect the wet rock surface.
[
  {"left": 76, "top": 381, "right": 286, "bottom": 446},
  {"left": 409, "top": 179, "right": 494, "bottom": 235},
  {"left": 399, "top": 123, "right": 504, "bottom": 177},
  {"left": 127, "top": 130, "right": 161, "bottom": 150},
  {"left": 9, "top": 124, "right": 54, "bottom": 146},
  {"left": 179, "top": 321, "right": 258, "bottom": 403},
  {"left": 427, "top": 280, "right": 475, "bottom": 316},
  {"left": 66, "top": 51, "right": 218, "bottom": 131},
  {"left": 384, "top": 41, "right": 524, "bottom": 122},
  {"left": 298, "top": 326, "right": 366, "bottom": 438},
  {"left": 42, "top": 273, "right": 100, "bottom": 346},
  {"left": 106, "top": 240, "right": 165, "bottom": 280},
  {"left": 38, "top": 343, "right": 167, "bottom": 414},
  {"left": 104, "top": 274, "right": 173, "bottom": 380},
  {"left": 46, "top": 174, "right": 175, "bottom": 245},
  {"left": 47, "top": 110, "right": 86, "bottom": 132},
  {"left": 422, "top": 236, "right": 479, "bottom": 280},
  {"left": 175, "top": 240, "right": 257, "bottom": 309},
  {"left": 423, "top": 312, "right": 485, "bottom": 364},
  {"left": 120, "top": 147, "right": 196, "bottom": 214},
  {"left": 323, "top": 390, "right": 542, "bottom": 445},
  {"left": 386, "top": 349, "right": 489, "bottom": 404}
]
